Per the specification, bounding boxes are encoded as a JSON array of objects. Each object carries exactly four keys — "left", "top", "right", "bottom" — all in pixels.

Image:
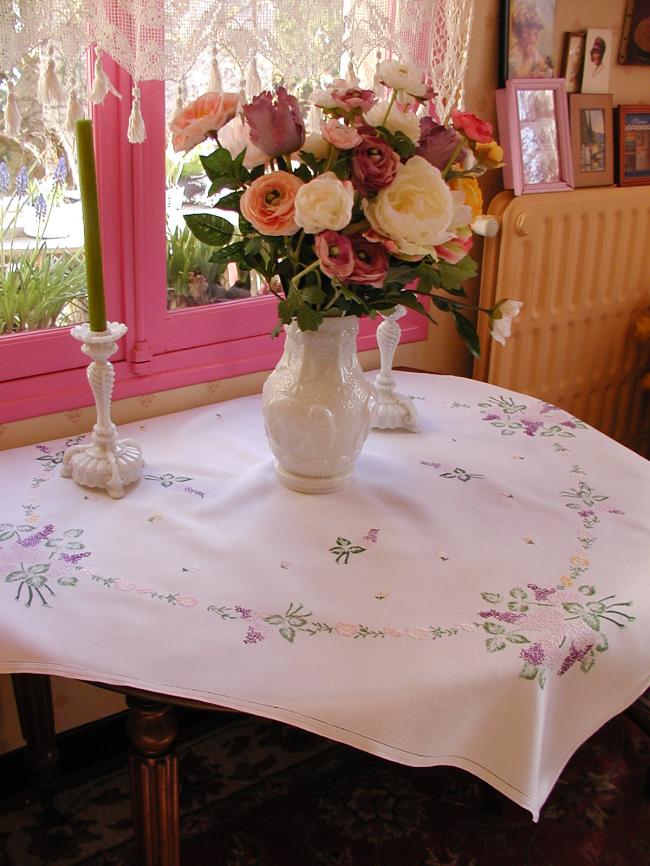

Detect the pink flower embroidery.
[
  {"left": 335, "top": 622, "right": 359, "bottom": 637},
  {"left": 404, "top": 626, "right": 429, "bottom": 640},
  {"left": 114, "top": 580, "right": 136, "bottom": 592},
  {"left": 176, "top": 595, "right": 199, "bottom": 608}
]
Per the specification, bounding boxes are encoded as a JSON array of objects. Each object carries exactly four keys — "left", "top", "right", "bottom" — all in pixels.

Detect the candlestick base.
[
  {"left": 61, "top": 322, "right": 144, "bottom": 499},
  {"left": 371, "top": 306, "right": 419, "bottom": 432}
]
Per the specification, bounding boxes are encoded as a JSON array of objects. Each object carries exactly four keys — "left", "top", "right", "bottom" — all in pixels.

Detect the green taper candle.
[{"left": 75, "top": 119, "right": 107, "bottom": 332}]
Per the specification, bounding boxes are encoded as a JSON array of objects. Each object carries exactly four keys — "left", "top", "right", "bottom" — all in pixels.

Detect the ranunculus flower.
[
  {"left": 363, "top": 101, "right": 421, "bottom": 144},
  {"left": 349, "top": 235, "right": 389, "bottom": 287},
  {"left": 363, "top": 155, "right": 460, "bottom": 259},
  {"left": 377, "top": 59, "right": 433, "bottom": 104},
  {"left": 449, "top": 176, "right": 483, "bottom": 220},
  {"left": 243, "top": 87, "right": 305, "bottom": 158},
  {"left": 475, "top": 139, "right": 505, "bottom": 168},
  {"left": 322, "top": 119, "right": 363, "bottom": 150},
  {"left": 314, "top": 231, "right": 354, "bottom": 280},
  {"left": 451, "top": 110, "right": 494, "bottom": 144},
  {"left": 170, "top": 91, "right": 240, "bottom": 153},
  {"left": 416, "top": 117, "right": 462, "bottom": 170},
  {"left": 330, "top": 86, "right": 376, "bottom": 113},
  {"left": 240, "top": 172, "right": 303, "bottom": 236},
  {"left": 435, "top": 225, "right": 473, "bottom": 264},
  {"left": 351, "top": 134, "right": 400, "bottom": 196},
  {"left": 294, "top": 172, "right": 354, "bottom": 234},
  {"left": 489, "top": 299, "right": 523, "bottom": 346},
  {"left": 218, "top": 115, "right": 271, "bottom": 169}
]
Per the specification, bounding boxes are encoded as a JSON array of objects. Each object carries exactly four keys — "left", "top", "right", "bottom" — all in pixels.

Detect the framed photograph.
[
  {"left": 496, "top": 78, "right": 574, "bottom": 194},
  {"left": 619, "top": 0, "right": 650, "bottom": 65},
  {"left": 569, "top": 94, "right": 614, "bottom": 187},
  {"left": 499, "top": 0, "right": 557, "bottom": 87},
  {"left": 561, "top": 32, "right": 586, "bottom": 94},
  {"left": 581, "top": 29, "right": 613, "bottom": 93},
  {"left": 616, "top": 105, "right": 650, "bottom": 186}
]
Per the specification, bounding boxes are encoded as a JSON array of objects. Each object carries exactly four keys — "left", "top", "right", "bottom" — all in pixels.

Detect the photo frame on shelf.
[
  {"left": 499, "top": 0, "right": 557, "bottom": 87},
  {"left": 561, "top": 31, "right": 586, "bottom": 93},
  {"left": 496, "top": 78, "right": 574, "bottom": 195},
  {"left": 616, "top": 105, "right": 650, "bottom": 186},
  {"left": 569, "top": 94, "right": 614, "bottom": 187},
  {"left": 619, "top": 0, "right": 650, "bottom": 65},
  {"left": 581, "top": 29, "right": 614, "bottom": 93}
]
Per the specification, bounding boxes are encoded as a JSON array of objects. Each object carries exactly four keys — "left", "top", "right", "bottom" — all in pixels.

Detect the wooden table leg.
[
  {"left": 126, "top": 695, "right": 180, "bottom": 866},
  {"left": 11, "top": 673, "right": 59, "bottom": 815}
]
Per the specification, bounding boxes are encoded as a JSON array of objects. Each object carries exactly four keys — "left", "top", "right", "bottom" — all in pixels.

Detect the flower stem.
[
  {"left": 291, "top": 259, "right": 320, "bottom": 288},
  {"left": 341, "top": 219, "right": 370, "bottom": 236},
  {"left": 442, "top": 135, "right": 467, "bottom": 179},
  {"left": 324, "top": 145, "right": 339, "bottom": 172},
  {"left": 381, "top": 90, "right": 398, "bottom": 128}
]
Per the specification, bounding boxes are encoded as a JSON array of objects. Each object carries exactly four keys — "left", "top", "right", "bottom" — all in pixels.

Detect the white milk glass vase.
[{"left": 262, "top": 316, "right": 376, "bottom": 494}]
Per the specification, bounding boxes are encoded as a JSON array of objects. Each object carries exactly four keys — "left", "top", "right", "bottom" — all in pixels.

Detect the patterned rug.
[{"left": 0, "top": 713, "right": 648, "bottom": 866}]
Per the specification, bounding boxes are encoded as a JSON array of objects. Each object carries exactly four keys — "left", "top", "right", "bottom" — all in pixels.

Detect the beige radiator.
[{"left": 474, "top": 189, "right": 650, "bottom": 457}]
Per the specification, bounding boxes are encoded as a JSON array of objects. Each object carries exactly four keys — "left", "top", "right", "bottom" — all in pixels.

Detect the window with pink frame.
[{"left": 0, "top": 53, "right": 427, "bottom": 425}]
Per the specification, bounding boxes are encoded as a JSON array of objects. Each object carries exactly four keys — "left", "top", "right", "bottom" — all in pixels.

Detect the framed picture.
[
  {"left": 581, "top": 29, "right": 613, "bottom": 93},
  {"left": 619, "top": 0, "right": 650, "bottom": 65},
  {"left": 561, "top": 32, "right": 586, "bottom": 94},
  {"left": 616, "top": 105, "right": 650, "bottom": 186},
  {"left": 496, "top": 78, "right": 574, "bottom": 194},
  {"left": 569, "top": 94, "right": 614, "bottom": 187},
  {"left": 499, "top": 0, "right": 557, "bottom": 87}
]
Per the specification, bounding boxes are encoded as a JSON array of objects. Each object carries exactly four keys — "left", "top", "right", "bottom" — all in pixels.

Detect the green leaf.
[
  {"left": 485, "top": 636, "right": 507, "bottom": 652},
  {"left": 57, "top": 576, "right": 78, "bottom": 586},
  {"left": 295, "top": 305, "right": 323, "bottom": 332},
  {"left": 184, "top": 213, "right": 235, "bottom": 248},
  {"left": 451, "top": 309, "right": 480, "bottom": 359},
  {"left": 271, "top": 320, "right": 283, "bottom": 338},
  {"left": 279, "top": 626, "right": 296, "bottom": 643},
  {"left": 580, "top": 612, "right": 601, "bottom": 632},
  {"left": 200, "top": 148, "right": 235, "bottom": 181},
  {"left": 596, "top": 633, "right": 609, "bottom": 652},
  {"left": 520, "top": 662, "right": 538, "bottom": 680},
  {"left": 385, "top": 264, "right": 417, "bottom": 287},
  {"left": 217, "top": 191, "right": 243, "bottom": 211},
  {"left": 437, "top": 255, "right": 478, "bottom": 289},
  {"left": 63, "top": 528, "right": 83, "bottom": 538},
  {"left": 209, "top": 241, "right": 244, "bottom": 264},
  {"left": 244, "top": 236, "right": 263, "bottom": 256},
  {"left": 208, "top": 177, "right": 240, "bottom": 196},
  {"left": 5, "top": 569, "right": 26, "bottom": 583},
  {"left": 239, "top": 213, "right": 255, "bottom": 236},
  {"left": 481, "top": 592, "right": 503, "bottom": 603},
  {"left": 300, "top": 284, "right": 326, "bottom": 306},
  {"left": 506, "top": 633, "right": 530, "bottom": 644},
  {"left": 483, "top": 622, "right": 505, "bottom": 635},
  {"left": 293, "top": 163, "right": 312, "bottom": 183},
  {"left": 397, "top": 291, "right": 428, "bottom": 317}
]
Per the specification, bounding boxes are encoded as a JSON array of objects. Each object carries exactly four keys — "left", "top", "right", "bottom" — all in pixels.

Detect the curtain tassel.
[
  {"left": 346, "top": 55, "right": 359, "bottom": 88},
  {"left": 38, "top": 45, "right": 65, "bottom": 106},
  {"left": 245, "top": 57, "right": 261, "bottom": 101},
  {"left": 66, "top": 85, "right": 85, "bottom": 132},
  {"left": 308, "top": 104, "right": 323, "bottom": 134},
  {"left": 4, "top": 83, "right": 21, "bottom": 138},
  {"left": 209, "top": 47, "right": 223, "bottom": 92},
  {"left": 127, "top": 85, "right": 146, "bottom": 143},
  {"left": 89, "top": 49, "right": 122, "bottom": 104}
]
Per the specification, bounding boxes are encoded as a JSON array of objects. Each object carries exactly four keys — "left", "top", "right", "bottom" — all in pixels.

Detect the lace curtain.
[{"left": 0, "top": 0, "right": 475, "bottom": 139}]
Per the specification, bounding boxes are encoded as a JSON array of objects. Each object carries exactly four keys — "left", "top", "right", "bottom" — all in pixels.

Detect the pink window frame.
[{"left": 0, "top": 53, "right": 428, "bottom": 425}]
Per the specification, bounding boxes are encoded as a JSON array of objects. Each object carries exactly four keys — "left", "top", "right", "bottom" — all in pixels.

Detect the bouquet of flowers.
[{"left": 171, "top": 59, "right": 522, "bottom": 356}]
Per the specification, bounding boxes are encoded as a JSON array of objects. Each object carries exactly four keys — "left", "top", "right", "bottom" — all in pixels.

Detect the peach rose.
[
  {"left": 240, "top": 171, "right": 304, "bottom": 236},
  {"left": 170, "top": 91, "right": 240, "bottom": 153},
  {"left": 322, "top": 119, "right": 363, "bottom": 150}
]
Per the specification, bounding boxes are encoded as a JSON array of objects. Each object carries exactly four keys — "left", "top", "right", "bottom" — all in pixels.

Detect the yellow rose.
[
  {"left": 449, "top": 176, "right": 484, "bottom": 220},
  {"left": 475, "top": 140, "right": 504, "bottom": 169},
  {"left": 363, "top": 156, "right": 471, "bottom": 259}
]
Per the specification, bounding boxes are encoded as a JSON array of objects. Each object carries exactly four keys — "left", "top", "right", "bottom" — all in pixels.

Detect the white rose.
[
  {"left": 378, "top": 59, "right": 428, "bottom": 104},
  {"left": 363, "top": 101, "right": 421, "bottom": 144},
  {"left": 490, "top": 300, "right": 523, "bottom": 346},
  {"left": 299, "top": 133, "right": 331, "bottom": 161},
  {"left": 218, "top": 116, "right": 270, "bottom": 169},
  {"left": 363, "top": 156, "right": 456, "bottom": 258},
  {"left": 294, "top": 172, "right": 354, "bottom": 234}
]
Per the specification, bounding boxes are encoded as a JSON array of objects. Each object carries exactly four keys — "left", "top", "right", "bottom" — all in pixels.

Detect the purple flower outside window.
[
  {"left": 53, "top": 157, "right": 67, "bottom": 185},
  {"left": 33, "top": 194, "right": 47, "bottom": 219},
  {"left": 0, "top": 161, "right": 9, "bottom": 193},
  {"left": 15, "top": 166, "right": 28, "bottom": 197}
]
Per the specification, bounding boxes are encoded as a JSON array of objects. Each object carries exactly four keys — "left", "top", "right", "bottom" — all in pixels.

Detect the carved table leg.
[
  {"left": 11, "top": 673, "right": 60, "bottom": 816},
  {"left": 126, "top": 695, "right": 180, "bottom": 866}
]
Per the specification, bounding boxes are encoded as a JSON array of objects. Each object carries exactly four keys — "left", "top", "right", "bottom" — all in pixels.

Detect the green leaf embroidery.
[
  {"left": 520, "top": 662, "right": 538, "bottom": 680},
  {"left": 481, "top": 592, "right": 503, "bottom": 604},
  {"left": 580, "top": 612, "right": 601, "bottom": 632},
  {"left": 485, "top": 636, "right": 507, "bottom": 652},
  {"left": 279, "top": 626, "right": 296, "bottom": 643},
  {"left": 483, "top": 622, "right": 505, "bottom": 635},
  {"left": 506, "top": 633, "right": 530, "bottom": 644}
]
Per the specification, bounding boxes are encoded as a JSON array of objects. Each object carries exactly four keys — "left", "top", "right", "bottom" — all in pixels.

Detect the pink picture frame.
[{"left": 496, "top": 78, "right": 574, "bottom": 194}]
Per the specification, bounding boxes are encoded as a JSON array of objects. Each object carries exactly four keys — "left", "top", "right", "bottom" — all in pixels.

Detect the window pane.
[
  {"left": 164, "top": 50, "right": 271, "bottom": 311},
  {"left": 0, "top": 49, "right": 87, "bottom": 336}
]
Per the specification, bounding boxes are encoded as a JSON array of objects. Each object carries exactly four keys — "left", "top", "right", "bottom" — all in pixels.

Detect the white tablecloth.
[{"left": 1, "top": 372, "right": 648, "bottom": 820}]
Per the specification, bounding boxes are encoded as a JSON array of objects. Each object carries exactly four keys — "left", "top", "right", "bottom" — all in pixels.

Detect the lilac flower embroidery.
[
  {"left": 479, "top": 609, "right": 524, "bottom": 624},
  {"left": 483, "top": 413, "right": 501, "bottom": 421},
  {"left": 235, "top": 605, "right": 252, "bottom": 619},
  {"left": 59, "top": 551, "right": 91, "bottom": 564},
  {"left": 558, "top": 642, "right": 593, "bottom": 676},
  {"left": 560, "top": 420, "right": 577, "bottom": 429},
  {"left": 520, "top": 642, "right": 545, "bottom": 666},
  {"left": 18, "top": 524, "right": 55, "bottom": 547},
  {"left": 527, "top": 583, "right": 556, "bottom": 602},
  {"left": 243, "top": 626, "right": 264, "bottom": 644},
  {"left": 521, "top": 419, "right": 543, "bottom": 436}
]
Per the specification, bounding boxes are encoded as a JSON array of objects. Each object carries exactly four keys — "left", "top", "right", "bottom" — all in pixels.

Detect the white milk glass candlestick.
[
  {"left": 61, "top": 323, "right": 143, "bottom": 498},
  {"left": 371, "top": 305, "right": 419, "bottom": 432}
]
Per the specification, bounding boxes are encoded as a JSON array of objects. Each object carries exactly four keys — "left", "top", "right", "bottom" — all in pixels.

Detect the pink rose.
[
  {"left": 170, "top": 91, "right": 240, "bottom": 153},
  {"left": 314, "top": 231, "right": 354, "bottom": 280},
  {"left": 349, "top": 235, "right": 389, "bottom": 287},
  {"left": 330, "top": 85, "right": 376, "bottom": 113},
  {"left": 351, "top": 134, "right": 400, "bottom": 196},
  {"left": 416, "top": 117, "right": 463, "bottom": 170},
  {"left": 240, "top": 172, "right": 303, "bottom": 236},
  {"left": 434, "top": 226, "right": 473, "bottom": 264},
  {"left": 322, "top": 119, "right": 363, "bottom": 150},
  {"left": 243, "top": 87, "right": 305, "bottom": 158},
  {"left": 451, "top": 110, "right": 493, "bottom": 144},
  {"left": 176, "top": 595, "right": 199, "bottom": 608}
]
